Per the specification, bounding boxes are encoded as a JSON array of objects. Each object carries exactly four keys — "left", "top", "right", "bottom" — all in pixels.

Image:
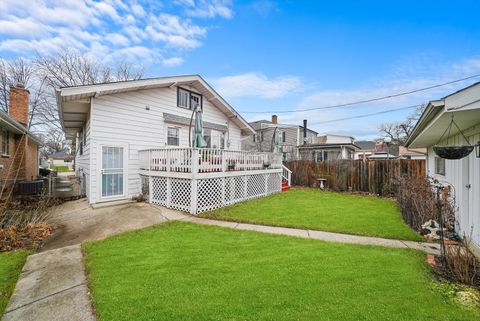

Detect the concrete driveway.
[{"left": 41, "top": 199, "right": 184, "bottom": 251}]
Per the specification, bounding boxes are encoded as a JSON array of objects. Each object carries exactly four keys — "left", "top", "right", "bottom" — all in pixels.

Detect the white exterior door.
[{"left": 98, "top": 144, "right": 127, "bottom": 202}]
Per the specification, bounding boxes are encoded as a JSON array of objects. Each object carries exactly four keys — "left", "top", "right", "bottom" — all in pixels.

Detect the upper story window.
[
  {"left": 434, "top": 157, "right": 445, "bottom": 176},
  {"left": 177, "top": 87, "right": 202, "bottom": 110},
  {"left": 281, "top": 131, "right": 286, "bottom": 143},
  {"left": 2, "top": 128, "right": 9, "bottom": 155},
  {"left": 167, "top": 127, "right": 180, "bottom": 146}
]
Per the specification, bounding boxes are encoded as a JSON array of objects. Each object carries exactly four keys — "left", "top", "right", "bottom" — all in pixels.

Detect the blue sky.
[{"left": 1, "top": 0, "right": 480, "bottom": 139}]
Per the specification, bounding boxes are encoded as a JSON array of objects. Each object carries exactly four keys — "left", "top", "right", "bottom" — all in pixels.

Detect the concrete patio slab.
[{"left": 42, "top": 199, "right": 172, "bottom": 251}]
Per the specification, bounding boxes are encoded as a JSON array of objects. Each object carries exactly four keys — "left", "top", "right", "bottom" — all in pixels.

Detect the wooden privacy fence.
[{"left": 284, "top": 159, "right": 426, "bottom": 196}]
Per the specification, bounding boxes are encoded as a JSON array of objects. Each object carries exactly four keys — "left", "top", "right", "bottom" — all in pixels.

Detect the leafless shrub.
[
  {"left": 395, "top": 176, "right": 455, "bottom": 232},
  {"left": 0, "top": 196, "right": 61, "bottom": 229},
  {"left": 436, "top": 239, "right": 480, "bottom": 288}
]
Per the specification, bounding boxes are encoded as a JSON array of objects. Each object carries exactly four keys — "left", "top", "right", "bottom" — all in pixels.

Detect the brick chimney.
[
  {"left": 271, "top": 115, "right": 278, "bottom": 124},
  {"left": 9, "top": 82, "right": 29, "bottom": 127}
]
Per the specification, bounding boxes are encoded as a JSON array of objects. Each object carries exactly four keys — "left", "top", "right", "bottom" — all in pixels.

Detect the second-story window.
[
  {"left": 177, "top": 87, "right": 202, "bottom": 110},
  {"left": 281, "top": 131, "right": 286, "bottom": 143},
  {"left": 178, "top": 88, "right": 189, "bottom": 108}
]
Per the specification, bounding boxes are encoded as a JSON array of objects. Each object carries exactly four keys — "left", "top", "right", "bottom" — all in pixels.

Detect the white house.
[
  {"left": 406, "top": 82, "right": 480, "bottom": 255},
  {"left": 56, "top": 75, "right": 288, "bottom": 214},
  {"left": 298, "top": 134, "right": 359, "bottom": 161}
]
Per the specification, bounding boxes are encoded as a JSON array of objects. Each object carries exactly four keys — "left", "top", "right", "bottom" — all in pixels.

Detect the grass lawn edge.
[{"left": 0, "top": 250, "right": 30, "bottom": 316}]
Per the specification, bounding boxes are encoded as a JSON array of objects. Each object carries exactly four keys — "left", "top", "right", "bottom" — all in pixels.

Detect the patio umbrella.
[{"left": 194, "top": 105, "right": 207, "bottom": 148}]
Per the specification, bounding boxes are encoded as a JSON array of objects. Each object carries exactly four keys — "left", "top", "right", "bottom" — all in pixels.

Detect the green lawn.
[
  {"left": 201, "top": 188, "right": 422, "bottom": 241},
  {"left": 0, "top": 250, "right": 28, "bottom": 315},
  {"left": 84, "top": 222, "right": 478, "bottom": 321}
]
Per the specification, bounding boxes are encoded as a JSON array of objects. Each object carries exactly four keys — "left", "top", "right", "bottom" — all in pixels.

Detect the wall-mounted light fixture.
[{"left": 145, "top": 106, "right": 150, "bottom": 110}]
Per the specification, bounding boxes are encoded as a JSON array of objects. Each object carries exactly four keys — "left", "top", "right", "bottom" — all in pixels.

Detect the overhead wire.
[{"left": 239, "top": 73, "right": 480, "bottom": 114}]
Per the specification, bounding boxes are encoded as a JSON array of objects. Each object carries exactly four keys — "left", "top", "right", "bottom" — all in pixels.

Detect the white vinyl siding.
[
  {"left": 426, "top": 124, "right": 480, "bottom": 252},
  {"left": 88, "top": 85, "right": 242, "bottom": 203}
]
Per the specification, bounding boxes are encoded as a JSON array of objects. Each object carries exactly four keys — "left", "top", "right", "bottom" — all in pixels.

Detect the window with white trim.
[
  {"left": 434, "top": 157, "right": 445, "bottom": 176},
  {"left": 167, "top": 127, "right": 180, "bottom": 146},
  {"left": 177, "top": 88, "right": 189, "bottom": 109},
  {"left": 177, "top": 87, "right": 202, "bottom": 110},
  {"left": 2, "top": 128, "right": 9, "bottom": 155}
]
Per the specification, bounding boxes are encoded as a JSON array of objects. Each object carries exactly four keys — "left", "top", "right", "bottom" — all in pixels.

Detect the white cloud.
[
  {"left": 176, "top": 0, "right": 233, "bottom": 19},
  {"left": 0, "top": 0, "right": 232, "bottom": 67},
  {"left": 214, "top": 73, "right": 303, "bottom": 99},
  {"left": 146, "top": 13, "right": 206, "bottom": 49},
  {"left": 162, "top": 56, "right": 184, "bottom": 67},
  {"left": 0, "top": 16, "right": 50, "bottom": 37},
  {"left": 105, "top": 33, "right": 130, "bottom": 47},
  {"left": 131, "top": 4, "right": 146, "bottom": 17}
]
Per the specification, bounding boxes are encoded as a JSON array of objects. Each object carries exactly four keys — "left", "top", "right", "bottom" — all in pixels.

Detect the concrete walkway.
[
  {"left": 181, "top": 216, "right": 441, "bottom": 255},
  {"left": 3, "top": 202, "right": 440, "bottom": 321}
]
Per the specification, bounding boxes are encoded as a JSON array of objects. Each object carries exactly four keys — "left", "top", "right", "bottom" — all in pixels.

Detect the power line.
[
  {"left": 240, "top": 73, "right": 480, "bottom": 114},
  {"left": 308, "top": 104, "right": 421, "bottom": 126}
]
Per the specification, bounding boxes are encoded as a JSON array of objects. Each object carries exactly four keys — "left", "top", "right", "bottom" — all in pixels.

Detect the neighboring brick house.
[
  {"left": 242, "top": 115, "right": 318, "bottom": 160},
  {"left": 0, "top": 83, "right": 41, "bottom": 192}
]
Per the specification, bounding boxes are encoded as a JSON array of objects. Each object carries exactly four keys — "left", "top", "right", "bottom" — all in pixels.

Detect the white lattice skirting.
[{"left": 141, "top": 171, "right": 282, "bottom": 214}]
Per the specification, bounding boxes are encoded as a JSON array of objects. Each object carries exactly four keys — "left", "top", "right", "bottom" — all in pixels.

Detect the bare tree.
[
  {"left": 37, "top": 128, "right": 71, "bottom": 158},
  {"left": 0, "top": 57, "right": 33, "bottom": 113},
  {"left": 378, "top": 105, "right": 426, "bottom": 145},
  {"left": 1, "top": 51, "right": 144, "bottom": 154}
]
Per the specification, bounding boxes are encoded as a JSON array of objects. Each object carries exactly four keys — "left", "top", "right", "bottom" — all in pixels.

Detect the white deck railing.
[
  {"left": 139, "top": 148, "right": 283, "bottom": 173},
  {"left": 282, "top": 165, "right": 292, "bottom": 186}
]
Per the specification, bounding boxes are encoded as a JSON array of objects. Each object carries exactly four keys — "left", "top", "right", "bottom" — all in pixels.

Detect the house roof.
[
  {"left": 56, "top": 75, "right": 255, "bottom": 138},
  {"left": 298, "top": 143, "right": 360, "bottom": 151},
  {"left": 49, "top": 150, "right": 74, "bottom": 160},
  {"left": 367, "top": 152, "right": 398, "bottom": 159},
  {"left": 406, "top": 82, "right": 480, "bottom": 147},
  {"left": 0, "top": 110, "right": 42, "bottom": 145},
  {"left": 355, "top": 140, "right": 376, "bottom": 150},
  {"left": 248, "top": 119, "right": 318, "bottom": 134}
]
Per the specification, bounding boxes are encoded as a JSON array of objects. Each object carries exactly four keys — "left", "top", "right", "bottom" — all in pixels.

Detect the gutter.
[
  {"left": 405, "top": 101, "right": 444, "bottom": 147},
  {"left": 0, "top": 112, "right": 42, "bottom": 145}
]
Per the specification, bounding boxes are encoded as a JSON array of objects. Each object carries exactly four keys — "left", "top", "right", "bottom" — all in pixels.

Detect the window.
[
  {"left": 177, "top": 87, "right": 202, "bottom": 110},
  {"left": 281, "top": 131, "right": 286, "bottom": 143},
  {"left": 203, "top": 128, "right": 225, "bottom": 149},
  {"left": 167, "top": 127, "right": 180, "bottom": 146},
  {"left": 2, "top": 128, "right": 9, "bottom": 155},
  {"left": 253, "top": 134, "right": 256, "bottom": 143},
  {"left": 190, "top": 92, "right": 201, "bottom": 110},
  {"left": 435, "top": 157, "right": 445, "bottom": 176},
  {"left": 260, "top": 131, "right": 264, "bottom": 142}
]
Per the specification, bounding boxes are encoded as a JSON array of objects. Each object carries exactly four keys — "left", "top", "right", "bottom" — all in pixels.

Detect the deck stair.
[{"left": 281, "top": 164, "right": 292, "bottom": 192}]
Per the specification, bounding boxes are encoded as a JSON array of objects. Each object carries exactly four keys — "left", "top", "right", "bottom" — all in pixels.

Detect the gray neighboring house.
[
  {"left": 242, "top": 115, "right": 318, "bottom": 160},
  {"left": 354, "top": 140, "right": 376, "bottom": 160}
]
